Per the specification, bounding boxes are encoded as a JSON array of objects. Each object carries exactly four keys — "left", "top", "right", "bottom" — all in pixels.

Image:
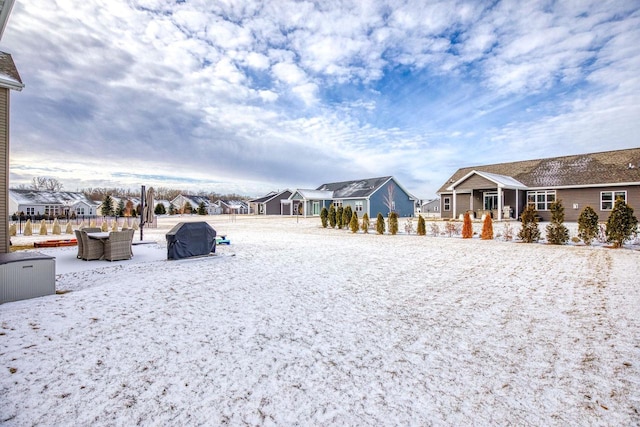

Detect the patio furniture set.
[{"left": 74, "top": 228, "right": 135, "bottom": 261}]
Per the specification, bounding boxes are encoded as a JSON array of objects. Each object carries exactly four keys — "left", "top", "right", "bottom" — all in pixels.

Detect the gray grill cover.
[{"left": 166, "top": 222, "right": 216, "bottom": 260}]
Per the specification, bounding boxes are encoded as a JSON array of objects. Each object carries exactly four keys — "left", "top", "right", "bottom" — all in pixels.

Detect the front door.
[{"left": 312, "top": 201, "right": 320, "bottom": 216}]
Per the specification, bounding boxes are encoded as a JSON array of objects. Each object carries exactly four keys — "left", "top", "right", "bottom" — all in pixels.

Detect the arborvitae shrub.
[
  {"left": 116, "top": 200, "right": 125, "bottom": 217},
  {"left": 336, "top": 206, "right": 344, "bottom": 228},
  {"left": 101, "top": 221, "right": 108, "bottom": 232},
  {"left": 329, "top": 205, "right": 337, "bottom": 228},
  {"left": 350, "top": 211, "right": 359, "bottom": 233},
  {"left": 577, "top": 206, "right": 599, "bottom": 245},
  {"left": 111, "top": 220, "right": 118, "bottom": 231},
  {"left": 132, "top": 221, "right": 139, "bottom": 230},
  {"left": 9, "top": 223, "right": 16, "bottom": 236},
  {"left": 462, "top": 212, "right": 473, "bottom": 238},
  {"left": 24, "top": 219, "right": 32, "bottom": 236},
  {"left": 121, "top": 220, "right": 129, "bottom": 230},
  {"left": 417, "top": 215, "right": 426, "bottom": 236},
  {"left": 320, "top": 207, "right": 329, "bottom": 228},
  {"left": 361, "top": 213, "right": 370, "bottom": 233},
  {"left": 376, "top": 212, "right": 385, "bottom": 234},
  {"left": 39, "top": 219, "right": 48, "bottom": 235},
  {"left": 197, "top": 202, "right": 206, "bottom": 215},
  {"left": 605, "top": 198, "right": 638, "bottom": 248},
  {"left": 388, "top": 212, "right": 399, "bottom": 235},
  {"left": 481, "top": 214, "right": 493, "bottom": 240},
  {"left": 101, "top": 195, "right": 114, "bottom": 217},
  {"left": 343, "top": 206, "right": 352, "bottom": 229},
  {"left": 518, "top": 205, "right": 540, "bottom": 243},
  {"left": 546, "top": 200, "right": 569, "bottom": 244},
  {"left": 155, "top": 203, "right": 166, "bottom": 215},
  {"left": 65, "top": 222, "right": 73, "bottom": 234}
]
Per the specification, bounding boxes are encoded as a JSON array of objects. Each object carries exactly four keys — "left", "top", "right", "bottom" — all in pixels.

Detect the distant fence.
[{"left": 9, "top": 215, "right": 157, "bottom": 235}]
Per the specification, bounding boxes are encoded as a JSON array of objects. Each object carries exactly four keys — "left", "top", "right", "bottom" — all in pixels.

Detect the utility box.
[
  {"left": 166, "top": 222, "right": 216, "bottom": 260},
  {"left": 0, "top": 252, "right": 56, "bottom": 304}
]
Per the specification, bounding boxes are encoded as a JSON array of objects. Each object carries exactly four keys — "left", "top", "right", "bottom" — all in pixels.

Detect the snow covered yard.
[{"left": 2, "top": 216, "right": 640, "bottom": 425}]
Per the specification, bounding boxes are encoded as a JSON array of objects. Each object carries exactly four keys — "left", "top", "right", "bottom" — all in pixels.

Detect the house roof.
[
  {"left": 249, "top": 190, "right": 291, "bottom": 204},
  {"left": 292, "top": 189, "right": 334, "bottom": 200},
  {"left": 316, "top": 176, "right": 394, "bottom": 199},
  {"left": 438, "top": 148, "right": 640, "bottom": 193},
  {"left": 0, "top": 51, "right": 23, "bottom": 90},
  {"left": 9, "top": 189, "right": 97, "bottom": 207},
  {"left": 448, "top": 170, "right": 528, "bottom": 191},
  {"left": 0, "top": 0, "right": 15, "bottom": 40},
  {"left": 173, "top": 194, "right": 211, "bottom": 206}
]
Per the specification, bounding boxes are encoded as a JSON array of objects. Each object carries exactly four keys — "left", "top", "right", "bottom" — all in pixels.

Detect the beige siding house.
[
  {"left": 438, "top": 148, "right": 640, "bottom": 222},
  {"left": 0, "top": 0, "right": 23, "bottom": 253}
]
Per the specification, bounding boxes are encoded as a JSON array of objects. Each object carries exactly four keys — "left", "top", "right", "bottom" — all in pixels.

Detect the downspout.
[{"left": 452, "top": 189, "right": 457, "bottom": 219}]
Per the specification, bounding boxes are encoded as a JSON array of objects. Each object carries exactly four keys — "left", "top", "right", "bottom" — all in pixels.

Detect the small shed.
[{"left": 166, "top": 222, "right": 216, "bottom": 260}]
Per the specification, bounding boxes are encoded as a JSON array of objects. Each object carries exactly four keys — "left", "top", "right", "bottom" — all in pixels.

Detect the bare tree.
[
  {"left": 30, "top": 177, "right": 63, "bottom": 191},
  {"left": 383, "top": 183, "right": 396, "bottom": 214}
]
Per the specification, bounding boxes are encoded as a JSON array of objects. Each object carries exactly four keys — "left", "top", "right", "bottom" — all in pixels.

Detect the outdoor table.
[{"left": 86, "top": 232, "right": 110, "bottom": 240}]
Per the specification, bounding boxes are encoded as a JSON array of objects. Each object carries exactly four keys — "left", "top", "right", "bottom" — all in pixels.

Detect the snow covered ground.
[{"left": 2, "top": 216, "right": 640, "bottom": 425}]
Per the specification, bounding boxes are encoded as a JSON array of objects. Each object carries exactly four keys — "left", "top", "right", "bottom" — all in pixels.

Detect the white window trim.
[
  {"left": 526, "top": 190, "right": 556, "bottom": 211},
  {"left": 443, "top": 197, "right": 451, "bottom": 211},
  {"left": 600, "top": 190, "right": 627, "bottom": 211}
]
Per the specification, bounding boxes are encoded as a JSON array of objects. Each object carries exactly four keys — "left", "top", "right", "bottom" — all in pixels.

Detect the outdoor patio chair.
[
  {"left": 74, "top": 230, "right": 83, "bottom": 259},
  {"left": 104, "top": 229, "right": 134, "bottom": 261},
  {"left": 80, "top": 230, "right": 105, "bottom": 261}
]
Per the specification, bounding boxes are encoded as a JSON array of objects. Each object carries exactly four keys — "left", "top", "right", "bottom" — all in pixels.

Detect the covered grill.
[{"left": 166, "top": 222, "right": 216, "bottom": 260}]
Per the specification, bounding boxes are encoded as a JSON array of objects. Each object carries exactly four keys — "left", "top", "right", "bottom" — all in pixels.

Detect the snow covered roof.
[
  {"left": 0, "top": 51, "right": 23, "bottom": 91},
  {"left": 316, "top": 176, "right": 393, "bottom": 198},
  {"left": 249, "top": 190, "right": 292, "bottom": 204},
  {"left": 448, "top": 170, "right": 528, "bottom": 191},
  {"left": 438, "top": 147, "right": 640, "bottom": 193},
  {"left": 292, "top": 189, "right": 334, "bottom": 200},
  {"left": 9, "top": 189, "right": 97, "bottom": 207}
]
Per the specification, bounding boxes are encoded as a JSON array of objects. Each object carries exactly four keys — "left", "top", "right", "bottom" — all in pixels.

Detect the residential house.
[
  {"left": 437, "top": 148, "right": 640, "bottom": 222},
  {"left": 420, "top": 198, "right": 441, "bottom": 218},
  {"left": 0, "top": 0, "right": 22, "bottom": 253},
  {"left": 96, "top": 196, "right": 141, "bottom": 216},
  {"left": 9, "top": 189, "right": 99, "bottom": 218},
  {"left": 171, "top": 194, "right": 219, "bottom": 215},
  {"left": 215, "top": 199, "right": 249, "bottom": 215},
  {"left": 249, "top": 190, "right": 293, "bottom": 215},
  {"left": 290, "top": 176, "right": 416, "bottom": 218}
]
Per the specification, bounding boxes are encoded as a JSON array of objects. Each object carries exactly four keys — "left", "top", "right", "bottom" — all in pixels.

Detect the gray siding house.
[
  {"left": 0, "top": 0, "right": 22, "bottom": 253},
  {"left": 250, "top": 190, "right": 292, "bottom": 215},
  {"left": 437, "top": 148, "right": 640, "bottom": 222},
  {"left": 9, "top": 189, "right": 100, "bottom": 217},
  {"left": 290, "top": 176, "right": 416, "bottom": 218}
]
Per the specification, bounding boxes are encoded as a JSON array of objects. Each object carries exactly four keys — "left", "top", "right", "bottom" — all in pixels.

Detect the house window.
[
  {"left": 483, "top": 192, "right": 498, "bottom": 210},
  {"left": 26, "top": 207, "right": 35, "bottom": 215},
  {"left": 601, "top": 191, "right": 626, "bottom": 210},
  {"left": 443, "top": 197, "right": 451, "bottom": 211},
  {"left": 527, "top": 190, "right": 556, "bottom": 211},
  {"left": 76, "top": 207, "right": 85, "bottom": 215},
  {"left": 333, "top": 200, "right": 343, "bottom": 208},
  {"left": 355, "top": 201, "right": 363, "bottom": 212}
]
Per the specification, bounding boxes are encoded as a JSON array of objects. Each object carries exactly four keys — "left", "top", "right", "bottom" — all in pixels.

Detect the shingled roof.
[
  {"left": 316, "top": 176, "right": 393, "bottom": 198},
  {"left": 438, "top": 148, "right": 640, "bottom": 194}
]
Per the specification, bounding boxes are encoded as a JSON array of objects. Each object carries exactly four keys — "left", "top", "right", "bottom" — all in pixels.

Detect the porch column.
[
  {"left": 515, "top": 190, "right": 519, "bottom": 220},
  {"left": 452, "top": 189, "right": 457, "bottom": 218},
  {"left": 497, "top": 188, "right": 503, "bottom": 221},
  {"left": 469, "top": 192, "right": 474, "bottom": 215}
]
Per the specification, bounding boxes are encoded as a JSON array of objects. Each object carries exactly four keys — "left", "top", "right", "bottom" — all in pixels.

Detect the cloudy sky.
[{"left": 2, "top": 0, "right": 639, "bottom": 198}]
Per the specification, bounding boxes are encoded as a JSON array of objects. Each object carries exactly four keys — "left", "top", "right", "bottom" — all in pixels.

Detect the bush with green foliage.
[
  {"left": 197, "top": 201, "right": 207, "bottom": 215},
  {"left": 361, "top": 213, "right": 370, "bottom": 233},
  {"left": 320, "top": 207, "right": 329, "bottom": 228},
  {"left": 462, "top": 212, "right": 473, "bottom": 238},
  {"left": 605, "top": 198, "right": 638, "bottom": 248},
  {"left": 349, "top": 211, "right": 359, "bottom": 233},
  {"left": 376, "top": 212, "right": 385, "bottom": 234},
  {"left": 101, "top": 195, "right": 114, "bottom": 217},
  {"left": 518, "top": 205, "right": 541, "bottom": 243},
  {"left": 116, "top": 199, "right": 125, "bottom": 217},
  {"left": 329, "top": 205, "right": 337, "bottom": 228},
  {"left": 388, "top": 212, "right": 399, "bottom": 235},
  {"left": 155, "top": 203, "right": 166, "bottom": 215},
  {"left": 417, "top": 215, "right": 426, "bottom": 235},
  {"left": 183, "top": 201, "right": 193, "bottom": 214},
  {"left": 577, "top": 206, "right": 598, "bottom": 245},
  {"left": 169, "top": 203, "right": 176, "bottom": 215},
  {"left": 343, "top": 206, "right": 352, "bottom": 229},
  {"left": 336, "top": 206, "right": 344, "bottom": 228},
  {"left": 546, "top": 200, "right": 569, "bottom": 244}
]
